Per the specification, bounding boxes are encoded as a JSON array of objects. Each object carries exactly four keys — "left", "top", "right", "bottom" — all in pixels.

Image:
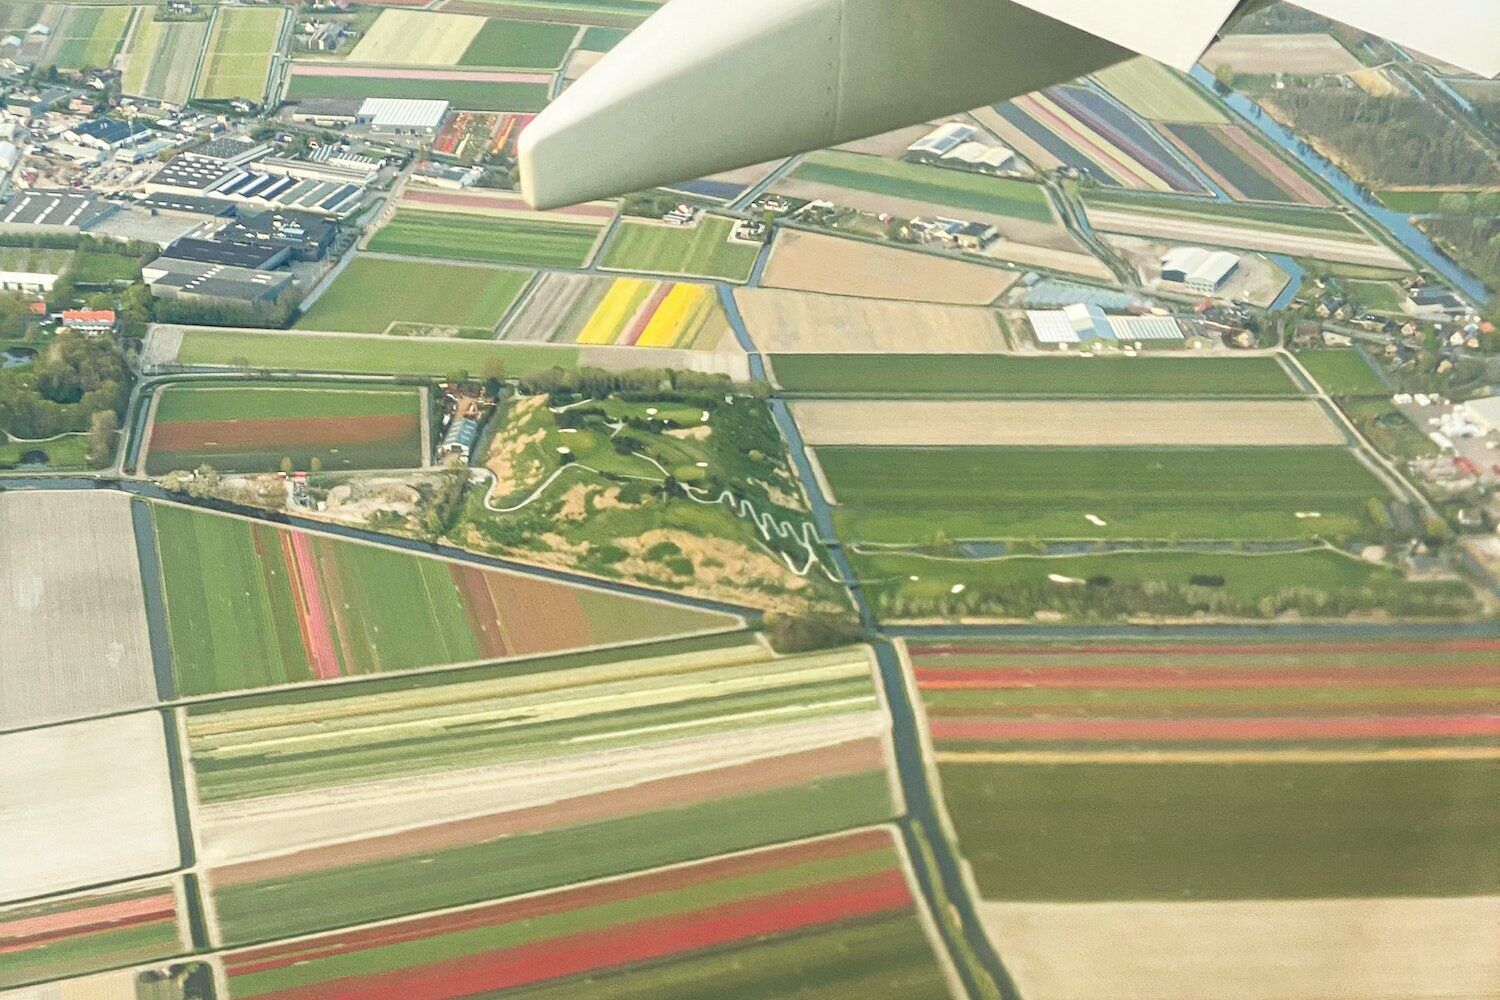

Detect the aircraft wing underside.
[{"left": 518, "top": 0, "right": 1499, "bottom": 208}]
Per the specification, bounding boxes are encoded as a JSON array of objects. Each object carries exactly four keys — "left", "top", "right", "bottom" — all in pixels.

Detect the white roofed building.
[
  {"left": 905, "top": 121, "right": 975, "bottom": 161},
  {"left": 1161, "top": 246, "right": 1240, "bottom": 295},
  {"left": 356, "top": 98, "right": 449, "bottom": 137}
]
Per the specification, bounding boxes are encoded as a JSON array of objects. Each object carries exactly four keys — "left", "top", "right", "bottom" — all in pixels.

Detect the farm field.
[
  {"left": 297, "top": 256, "right": 530, "bottom": 335},
  {"left": 459, "top": 17, "right": 576, "bottom": 67},
  {"left": 369, "top": 210, "right": 600, "bottom": 268},
  {"left": 1082, "top": 189, "right": 1362, "bottom": 235},
  {"left": 502, "top": 273, "right": 734, "bottom": 350},
  {"left": 768, "top": 354, "right": 1299, "bottom": 397},
  {"left": 1296, "top": 348, "right": 1388, "bottom": 397},
  {"left": 792, "top": 399, "right": 1342, "bottom": 448},
  {"left": 194, "top": 7, "right": 283, "bottom": 102},
  {"left": 1203, "top": 32, "right": 1363, "bottom": 76},
  {"left": 737, "top": 289, "right": 1006, "bottom": 355},
  {"left": 140, "top": 382, "right": 425, "bottom": 476},
  {"left": 1160, "top": 122, "right": 1329, "bottom": 204},
  {"left": 761, "top": 230, "right": 1018, "bottom": 304},
  {"left": 0, "top": 431, "right": 93, "bottom": 471},
  {"left": 188, "top": 642, "right": 897, "bottom": 943},
  {"left": 0, "top": 880, "right": 186, "bottom": 989},
  {"left": 1346, "top": 279, "right": 1405, "bottom": 311},
  {"left": 166, "top": 328, "right": 580, "bottom": 378},
  {"left": 0, "top": 491, "right": 158, "bottom": 730},
  {"left": 1, "top": 713, "right": 179, "bottom": 903},
  {"left": 145, "top": 502, "right": 735, "bottom": 696},
  {"left": 991, "top": 86, "right": 1207, "bottom": 194},
  {"left": 399, "top": 187, "right": 614, "bottom": 225},
  {"left": 1092, "top": 58, "right": 1226, "bottom": 123},
  {"left": 121, "top": 10, "right": 209, "bottom": 104},
  {"left": 2, "top": 964, "right": 216, "bottom": 1000},
  {"left": 221, "top": 831, "right": 950, "bottom": 1000},
  {"left": 41, "top": 5, "right": 133, "bottom": 69},
  {"left": 785, "top": 150, "right": 1056, "bottom": 226},
  {"left": 345, "top": 10, "right": 486, "bottom": 65},
  {"left": 599, "top": 216, "right": 758, "bottom": 281},
  {"left": 71, "top": 247, "right": 142, "bottom": 284},
  {"left": 817, "top": 446, "right": 1387, "bottom": 542},
  {"left": 284, "top": 66, "right": 549, "bottom": 112}
]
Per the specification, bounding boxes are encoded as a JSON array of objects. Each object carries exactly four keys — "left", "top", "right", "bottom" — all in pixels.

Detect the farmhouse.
[
  {"left": 60, "top": 308, "right": 116, "bottom": 333},
  {"left": 1161, "top": 246, "right": 1240, "bottom": 294},
  {"left": 356, "top": 98, "right": 449, "bottom": 137}
]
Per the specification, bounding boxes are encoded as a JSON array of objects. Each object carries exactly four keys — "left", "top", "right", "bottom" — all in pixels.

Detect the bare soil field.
[
  {"left": 346, "top": 10, "right": 485, "bottom": 65},
  {"left": 790, "top": 399, "right": 1343, "bottom": 447},
  {"left": 979, "top": 240, "right": 1116, "bottom": 281},
  {"left": 402, "top": 188, "right": 615, "bottom": 224},
  {"left": 1085, "top": 208, "right": 1407, "bottom": 269},
  {"left": 981, "top": 896, "right": 1500, "bottom": 1000},
  {"left": 762, "top": 231, "right": 1017, "bottom": 304},
  {"left": 0, "top": 491, "right": 158, "bottom": 730},
  {"left": 3, "top": 968, "right": 143, "bottom": 1000},
  {"left": 1204, "top": 33, "right": 1363, "bottom": 76},
  {"left": 1, "top": 713, "right": 179, "bottom": 902},
  {"left": 736, "top": 288, "right": 1007, "bottom": 354}
]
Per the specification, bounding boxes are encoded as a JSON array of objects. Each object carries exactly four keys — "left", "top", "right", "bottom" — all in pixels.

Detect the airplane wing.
[{"left": 519, "top": 0, "right": 1499, "bottom": 209}]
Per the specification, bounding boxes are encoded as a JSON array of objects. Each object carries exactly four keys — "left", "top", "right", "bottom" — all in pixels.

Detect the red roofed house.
[{"left": 60, "top": 308, "right": 116, "bottom": 333}]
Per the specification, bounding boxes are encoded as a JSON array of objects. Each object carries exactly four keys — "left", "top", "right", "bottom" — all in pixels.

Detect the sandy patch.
[
  {"left": 1, "top": 714, "right": 179, "bottom": 902},
  {"left": 792, "top": 399, "right": 1343, "bottom": 447},
  {"left": 762, "top": 231, "right": 1017, "bottom": 305},
  {"left": 736, "top": 287, "right": 1007, "bottom": 354},
  {"left": 981, "top": 896, "right": 1500, "bottom": 1000},
  {"left": 1204, "top": 33, "right": 1363, "bottom": 77},
  {"left": 0, "top": 491, "right": 158, "bottom": 730},
  {"left": 2, "top": 968, "right": 142, "bottom": 1000},
  {"left": 347, "top": 10, "right": 485, "bottom": 65}
]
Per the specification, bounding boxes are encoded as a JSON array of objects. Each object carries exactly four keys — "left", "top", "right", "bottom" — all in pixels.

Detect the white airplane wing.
[{"left": 519, "top": 0, "right": 1498, "bottom": 208}]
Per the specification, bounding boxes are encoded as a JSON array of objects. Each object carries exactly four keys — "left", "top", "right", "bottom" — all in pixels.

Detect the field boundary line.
[{"left": 934, "top": 746, "right": 1500, "bottom": 765}]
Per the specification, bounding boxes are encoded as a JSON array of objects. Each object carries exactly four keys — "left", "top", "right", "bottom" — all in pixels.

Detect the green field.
[
  {"left": 458, "top": 18, "right": 575, "bottom": 68},
  {"left": 1374, "top": 190, "right": 1489, "bottom": 214},
  {"left": 72, "top": 247, "right": 142, "bottom": 284},
  {"left": 369, "top": 210, "right": 599, "bottom": 268},
  {"left": 1082, "top": 188, "right": 1363, "bottom": 236},
  {"left": 42, "top": 5, "right": 133, "bottom": 69},
  {"left": 820, "top": 446, "right": 1386, "bottom": 542},
  {"left": 0, "top": 431, "right": 93, "bottom": 471},
  {"left": 297, "top": 257, "right": 530, "bottom": 334},
  {"left": 1342, "top": 399, "right": 1439, "bottom": 461},
  {"left": 771, "top": 354, "right": 1299, "bottom": 397},
  {"left": 599, "top": 216, "right": 759, "bottom": 281},
  {"left": 142, "top": 382, "right": 424, "bottom": 475},
  {"left": 578, "top": 25, "right": 629, "bottom": 50},
  {"left": 1346, "top": 279, "right": 1405, "bottom": 312},
  {"left": 941, "top": 759, "right": 1499, "bottom": 899},
  {"left": 285, "top": 74, "right": 548, "bottom": 112},
  {"left": 173, "top": 328, "right": 578, "bottom": 377},
  {"left": 194, "top": 7, "right": 282, "bottom": 102},
  {"left": 1297, "top": 348, "right": 1388, "bottom": 396},
  {"left": 1093, "top": 58, "right": 1227, "bottom": 123},
  {"left": 791, "top": 150, "right": 1055, "bottom": 224},
  {"left": 122, "top": 9, "right": 210, "bottom": 104}
]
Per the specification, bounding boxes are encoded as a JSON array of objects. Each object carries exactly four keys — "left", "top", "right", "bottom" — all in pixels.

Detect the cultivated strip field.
[
  {"left": 1092, "top": 58, "right": 1226, "bottom": 123},
  {"left": 768, "top": 354, "right": 1299, "bottom": 396},
  {"left": 818, "top": 446, "right": 1387, "bottom": 541},
  {"left": 503, "top": 273, "right": 734, "bottom": 350},
  {"left": 41, "top": 6, "right": 133, "bottom": 70},
  {"left": 736, "top": 288, "right": 1007, "bottom": 354},
  {"left": 285, "top": 65, "right": 549, "bottom": 112},
  {"left": 194, "top": 6, "right": 283, "bottom": 102},
  {"left": 0, "top": 880, "right": 186, "bottom": 989},
  {"left": 369, "top": 210, "right": 601, "bottom": 269},
  {"left": 761, "top": 231, "right": 1018, "bottom": 304},
  {"left": 1203, "top": 33, "right": 1363, "bottom": 76},
  {"left": 1, "top": 713, "right": 179, "bottom": 903},
  {"left": 297, "top": 256, "right": 531, "bottom": 335},
  {"left": 791, "top": 399, "right": 1343, "bottom": 447},
  {"left": 458, "top": 17, "right": 576, "bottom": 68},
  {"left": 140, "top": 382, "right": 425, "bottom": 475},
  {"left": 187, "top": 642, "right": 898, "bottom": 943},
  {"left": 1160, "top": 122, "right": 1329, "bottom": 205},
  {"left": 145, "top": 502, "right": 736, "bottom": 695},
  {"left": 2, "top": 964, "right": 212, "bottom": 1000},
  {"left": 599, "top": 217, "right": 759, "bottom": 282},
  {"left": 121, "top": 10, "right": 209, "bottom": 105},
  {"left": 346, "top": 10, "right": 486, "bottom": 65},
  {"left": 0, "top": 491, "right": 158, "bottom": 731},
  {"left": 221, "top": 831, "right": 951, "bottom": 999},
  {"left": 400, "top": 187, "right": 616, "bottom": 225}
]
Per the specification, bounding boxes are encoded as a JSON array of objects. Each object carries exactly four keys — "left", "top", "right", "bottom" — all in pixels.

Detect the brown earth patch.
[{"left": 149, "top": 414, "right": 417, "bottom": 453}]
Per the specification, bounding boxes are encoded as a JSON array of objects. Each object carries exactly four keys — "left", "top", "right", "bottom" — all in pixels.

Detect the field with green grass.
[
  {"left": 285, "top": 73, "right": 548, "bottom": 112},
  {"left": 369, "top": 211, "right": 599, "bottom": 268},
  {"left": 791, "top": 150, "right": 1055, "bottom": 224},
  {"left": 578, "top": 25, "right": 629, "bottom": 50},
  {"left": 1296, "top": 348, "right": 1388, "bottom": 396},
  {"left": 771, "top": 354, "right": 1298, "bottom": 397},
  {"left": 142, "top": 382, "right": 424, "bottom": 475},
  {"left": 146, "top": 502, "right": 730, "bottom": 696},
  {"left": 820, "top": 446, "right": 1386, "bottom": 542},
  {"left": 0, "top": 881, "right": 185, "bottom": 989},
  {"left": 194, "top": 6, "right": 282, "bottom": 102},
  {"left": 599, "top": 216, "right": 758, "bottom": 281},
  {"left": 121, "top": 8, "right": 209, "bottom": 104},
  {"left": 0, "top": 431, "right": 94, "bottom": 471},
  {"left": 42, "top": 5, "right": 133, "bottom": 69},
  {"left": 71, "top": 247, "right": 142, "bottom": 284},
  {"left": 1093, "top": 58, "right": 1226, "bottom": 123},
  {"left": 172, "top": 328, "right": 577, "bottom": 377},
  {"left": 1346, "top": 279, "right": 1405, "bottom": 312},
  {"left": 1375, "top": 190, "right": 1489, "bottom": 214},
  {"left": 1341, "top": 399, "right": 1438, "bottom": 461},
  {"left": 458, "top": 18, "right": 575, "bottom": 68},
  {"left": 297, "top": 257, "right": 530, "bottom": 335}
]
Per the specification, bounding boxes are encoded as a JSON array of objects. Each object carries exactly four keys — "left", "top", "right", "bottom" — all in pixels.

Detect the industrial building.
[
  {"left": 0, "top": 191, "right": 116, "bottom": 232},
  {"left": 1458, "top": 396, "right": 1500, "bottom": 436},
  {"left": 905, "top": 121, "right": 1018, "bottom": 174},
  {"left": 1027, "top": 303, "right": 1184, "bottom": 345},
  {"left": 1161, "top": 246, "right": 1240, "bottom": 294},
  {"left": 67, "top": 118, "right": 153, "bottom": 151},
  {"left": 160, "top": 236, "right": 290, "bottom": 270},
  {"left": 355, "top": 98, "right": 449, "bottom": 137},
  {"left": 144, "top": 257, "right": 294, "bottom": 305},
  {"left": 147, "top": 151, "right": 367, "bottom": 218}
]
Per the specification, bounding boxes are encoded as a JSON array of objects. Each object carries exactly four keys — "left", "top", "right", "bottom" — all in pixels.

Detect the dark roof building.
[
  {"left": 0, "top": 191, "right": 116, "bottom": 230},
  {"left": 136, "top": 193, "right": 236, "bottom": 218},
  {"left": 159, "top": 236, "right": 291, "bottom": 269},
  {"left": 144, "top": 257, "right": 294, "bottom": 303},
  {"left": 71, "top": 118, "right": 152, "bottom": 149}
]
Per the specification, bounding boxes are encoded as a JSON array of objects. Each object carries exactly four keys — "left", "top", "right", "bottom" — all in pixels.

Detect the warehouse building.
[
  {"left": 160, "top": 236, "right": 291, "bottom": 269},
  {"left": 0, "top": 191, "right": 116, "bottom": 232},
  {"left": 1161, "top": 246, "right": 1240, "bottom": 294},
  {"left": 144, "top": 257, "right": 294, "bottom": 305},
  {"left": 355, "top": 98, "right": 449, "bottom": 137},
  {"left": 1027, "top": 303, "right": 1184, "bottom": 345}
]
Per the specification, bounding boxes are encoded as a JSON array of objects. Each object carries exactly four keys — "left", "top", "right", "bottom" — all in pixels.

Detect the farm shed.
[{"left": 1161, "top": 246, "right": 1240, "bottom": 293}]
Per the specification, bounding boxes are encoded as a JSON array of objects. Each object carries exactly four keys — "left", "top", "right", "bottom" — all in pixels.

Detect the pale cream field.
[
  {"left": 790, "top": 399, "right": 1344, "bottom": 447},
  {"left": 3, "top": 968, "right": 146, "bottom": 1000},
  {"left": 762, "top": 231, "right": 1018, "bottom": 304},
  {"left": 981, "top": 896, "right": 1500, "bottom": 1000},
  {"left": 347, "top": 10, "right": 485, "bottom": 65},
  {"left": 0, "top": 713, "right": 179, "bottom": 902},
  {"left": 1204, "top": 33, "right": 1364, "bottom": 76},
  {"left": 1085, "top": 208, "right": 1408, "bottom": 269},
  {"left": 0, "top": 491, "right": 158, "bottom": 730},
  {"left": 736, "top": 288, "right": 1008, "bottom": 353}
]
